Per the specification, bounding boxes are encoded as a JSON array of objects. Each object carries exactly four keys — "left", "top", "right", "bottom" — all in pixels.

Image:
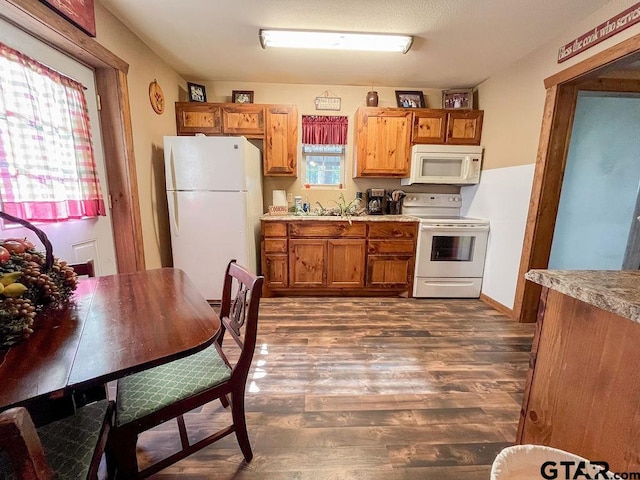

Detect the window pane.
[{"left": 303, "top": 144, "right": 344, "bottom": 186}]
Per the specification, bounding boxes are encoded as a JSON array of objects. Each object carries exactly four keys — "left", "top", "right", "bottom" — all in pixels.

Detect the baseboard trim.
[{"left": 480, "top": 293, "right": 514, "bottom": 319}]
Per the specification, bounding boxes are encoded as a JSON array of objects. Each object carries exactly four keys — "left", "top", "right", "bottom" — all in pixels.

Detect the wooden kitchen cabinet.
[
  {"left": 221, "top": 104, "right": 265, "bottom": 137},
  {"left": 289, "top": 222, "right": 366, "bottom": 289},
  {"left": 327, "top": 239, "right": 366, "bottom": 288},
  {"left": 261, "top": 219, "right": 417, "bottom": 297},
  {"left": 366, "top": 223, "right": 417, "bottom": 290},
  {"left": 264, "top": 105, "right": 298, "bottom": 176},
  {"left": 354, "top": 107, "right": 484, "bottom": 178},
  {"left": 289, "top": 239, "right": 326, "bottom": 287},
  {"left": 262, "top": 222, "right": 288, "bottom": 288},
  {"left": 412, "top": 109, "right": 484, "bottom": 145},
  {"left": 354, "top": 108, "right": 413, "bottom": 177},
  {"left": 445, "top": 110, "right": 483, "bottom": 145},
  {"left": 175, "top": 102, "right": 298, "bottom": 177},
  {"left": 412, "top": 109, "right": 447, "bottom": 143},
  {"left": 175, "top": 103, "right": 222, "bottom": 135}
]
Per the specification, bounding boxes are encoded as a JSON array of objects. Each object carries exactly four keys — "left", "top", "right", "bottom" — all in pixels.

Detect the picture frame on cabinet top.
[
  {"left": 187, "top": 82, "right": 207, "bottom": 102},
  {"left": 232, "top": 90, "right": 254, "bottom": 104},
  {"left": 442, "top": 89, "right": 474, "bottom": 109},
  {"left": 395, "top": 91, "right": 425, "bottom": 108}
]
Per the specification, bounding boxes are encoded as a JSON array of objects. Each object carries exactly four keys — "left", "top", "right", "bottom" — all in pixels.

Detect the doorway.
[{"left": 514, "top": 34, "right": 640, "bottom": 323}]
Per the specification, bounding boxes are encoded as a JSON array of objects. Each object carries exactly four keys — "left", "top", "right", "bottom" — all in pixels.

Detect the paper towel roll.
[{"left": 272, "top": 190, "right": 287, "bottom": 206}]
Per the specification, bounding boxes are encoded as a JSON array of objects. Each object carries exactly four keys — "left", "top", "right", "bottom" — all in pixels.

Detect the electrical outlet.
[{"left": 287, "top": 193, "right": 293, "bottom": 203}]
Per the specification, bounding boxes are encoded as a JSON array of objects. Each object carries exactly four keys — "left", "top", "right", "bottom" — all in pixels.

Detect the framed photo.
[
  {"left": 395, "top": 90, "right": 425, "bottom": 108},
  {"left": 442, "top": 89, "right": 474, "bottom": 109},
  {"left": 41, "top": 0, "right": 96, "bottom": 37},
  {"left": 232, "top": 90, "right": 254, "bottom": 104},
  {"left": 187, "top": 82, "right": 207, "bottom": 103}
]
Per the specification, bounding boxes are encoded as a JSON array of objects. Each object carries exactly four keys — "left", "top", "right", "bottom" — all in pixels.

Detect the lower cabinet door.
[
  {"left": 326, "top": 239, "right": 366, "bottom": 288},
  {"left": 264, "top": 254, "right": 288, "bottom": 288},
  {"left": 289, "top": 239, "right": 326, "bottom": 288},
  {"left": 367, "top": 255, "right": 413, "bottom": 287}
]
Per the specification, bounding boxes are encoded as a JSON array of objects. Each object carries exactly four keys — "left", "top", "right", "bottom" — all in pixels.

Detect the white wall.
[
  {"left": 471, "top": 0, "right": 640, "bottom": 309},
  {"left": 461, "top": 165, "right": 534, "bottom": 309}
]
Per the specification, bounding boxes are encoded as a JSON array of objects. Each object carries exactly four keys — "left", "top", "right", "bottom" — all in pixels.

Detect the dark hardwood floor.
[{"left": 129, "top": 297, "right": 535, "bottom": 479}]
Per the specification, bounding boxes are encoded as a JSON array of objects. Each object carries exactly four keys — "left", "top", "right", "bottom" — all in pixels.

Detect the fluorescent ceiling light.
[{"left": 259, "top": 29, "right": 413, "bottom": 54}]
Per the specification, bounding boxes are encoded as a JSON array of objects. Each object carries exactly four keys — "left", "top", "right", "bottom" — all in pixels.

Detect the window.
[
  {"left": 0, "top": 42, "right": 105, "bottom": 222},
  {"left": 302, "top": 144, "right": 345, "bottom": 187},
  {"left": 301, "top": 115, "right": 348, "bottom": 188}
]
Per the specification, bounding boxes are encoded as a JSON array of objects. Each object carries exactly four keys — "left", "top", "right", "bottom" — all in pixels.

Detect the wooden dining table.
[{"left": 0, "top": 268, "right": 220, "bottom": 410}]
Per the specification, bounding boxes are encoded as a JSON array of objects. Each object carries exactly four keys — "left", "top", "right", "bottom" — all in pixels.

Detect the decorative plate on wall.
[{"left": 149, "top": 80, "right": 165, "bottom": 115}]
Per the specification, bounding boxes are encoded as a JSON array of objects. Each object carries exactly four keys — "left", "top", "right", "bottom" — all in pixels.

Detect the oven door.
[{"left": 416, "top": 224, "right": 489, "bottom": 278}]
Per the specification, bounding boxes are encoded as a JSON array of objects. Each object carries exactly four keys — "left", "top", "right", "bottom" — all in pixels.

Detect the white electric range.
[{"left": 402, "top": 193, "right": 490, "bottom": 298}]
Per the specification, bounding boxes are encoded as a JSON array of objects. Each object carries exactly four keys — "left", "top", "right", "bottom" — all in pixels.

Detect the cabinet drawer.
[
  {"left": 264, "top": 238, "right": 287, "bottom": 253},
  {"left": 263, "top": 222, "right": 287, "bottom": 237},
  {"left": 368, "top": 222, "right": 417, "bottom": 239},
  {"left": 368, "top": 240, "right": 415, "bottom": 255},
  {"left": 289, "top": 222, "right": 366, "bottom": 238}
]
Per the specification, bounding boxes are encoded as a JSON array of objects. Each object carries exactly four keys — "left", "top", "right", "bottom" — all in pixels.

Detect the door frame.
[
  {"left": 514, "top": 32, "right": 640, "bottom": 323},
  {"left": 0, "top": 0, "right": 145, "bottom": 273}
]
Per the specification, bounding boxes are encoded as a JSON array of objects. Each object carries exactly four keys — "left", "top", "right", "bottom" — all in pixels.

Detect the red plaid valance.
[{"left": 302, "top": 115, "right": 348, "bottom": 145}]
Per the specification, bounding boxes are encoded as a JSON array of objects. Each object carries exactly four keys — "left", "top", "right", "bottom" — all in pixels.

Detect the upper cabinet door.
[
  {"left": 355, "top": 108, "right": 412, "bottom": 177},
  {"left": 175, "top": 102, "right": 222, "bottom": 135},
  {"left": 264, "top": 105, "right": 298, "bottom": 176},
  {"left": 412, "top": 109, "right": 447, "bottom": 144},
  {"left": 221, "top": 105, "right": 265, "bottom": 137},
  {"left": 446, "top": 110, "right": 484, "bottom": 145}
]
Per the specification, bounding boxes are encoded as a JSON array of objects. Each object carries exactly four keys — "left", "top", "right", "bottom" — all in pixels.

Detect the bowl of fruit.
[{"left": 0, "top": 212, "right": 78, "bottom": 347}]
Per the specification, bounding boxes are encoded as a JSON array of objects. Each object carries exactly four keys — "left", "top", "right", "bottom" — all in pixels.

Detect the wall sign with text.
[{"left": 558, "top": 1, "right": 640, "bottom": 63}]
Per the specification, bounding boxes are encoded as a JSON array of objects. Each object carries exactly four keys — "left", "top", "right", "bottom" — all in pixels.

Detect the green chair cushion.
[
  {"left": 0, "top": 399, "right": 110, "bottom": 480},
  {"left": 116, "top": 344, "right": 232, "bottom": 427}
]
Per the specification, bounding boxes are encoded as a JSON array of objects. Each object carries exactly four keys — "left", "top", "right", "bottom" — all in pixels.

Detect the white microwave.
[{"left": 401, "top": 145, "right": 483, "bottom": 185}]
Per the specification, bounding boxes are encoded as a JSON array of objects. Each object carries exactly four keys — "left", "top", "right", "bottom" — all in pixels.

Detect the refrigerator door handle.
[
  {"left": 170, "top": 191, "right": 180, "bottom": 236},
  {"left": 169, "top": 149, "right": 177, "bottom": 191}
]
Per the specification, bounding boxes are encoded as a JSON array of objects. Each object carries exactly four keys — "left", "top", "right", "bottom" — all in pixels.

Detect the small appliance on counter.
[{"left": 366, "top": 188, "right": 386, "bottom": 215}]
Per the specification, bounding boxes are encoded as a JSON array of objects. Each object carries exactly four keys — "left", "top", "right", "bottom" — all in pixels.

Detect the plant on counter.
[
  {"left": 329, "top": 193, "right": 366, "bottom": 223},
  {"left": 0, "top": 212, "right": 78, "bottom": 347}
]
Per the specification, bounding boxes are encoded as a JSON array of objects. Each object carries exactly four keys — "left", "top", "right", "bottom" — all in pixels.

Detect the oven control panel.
[{"left": 403, "top": 193, "right": 462, "bottom": 208}]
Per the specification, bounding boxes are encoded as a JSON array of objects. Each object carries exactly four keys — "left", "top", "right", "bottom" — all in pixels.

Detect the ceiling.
[{"left": 99, "top": 0, "right": 609, "bottom": 89}]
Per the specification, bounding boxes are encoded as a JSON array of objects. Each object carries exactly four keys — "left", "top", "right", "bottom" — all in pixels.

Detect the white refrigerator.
[{"left": 164, "top": 136, "right": 263, "bottom": 301}]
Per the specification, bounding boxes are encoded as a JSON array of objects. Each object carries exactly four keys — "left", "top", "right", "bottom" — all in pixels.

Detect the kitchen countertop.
[
  {"left": 525, "top": 270, "right": 640, "bottom": 323},
  {"left": 260, "top": 214, "right": 419, "bottom": 222}
]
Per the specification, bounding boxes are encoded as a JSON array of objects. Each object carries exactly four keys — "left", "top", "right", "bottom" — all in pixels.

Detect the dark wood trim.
[
  {"left": 479, "top": 293, "right": 513, "bottom": 318},
  {"left": 95, "top": 69, "right": 145, "bottom": 272},
  {"left": 1, "top": 0, "right": 145, "bottom": 272},
  {"left": 514, "top": 84, "right": 578, "bottom": 323},
  {"left": 577, "top": 77, "right": 640, "bottom": 92}
]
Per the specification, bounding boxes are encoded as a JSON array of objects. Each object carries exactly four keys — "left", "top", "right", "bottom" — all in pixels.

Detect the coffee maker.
[{"left": 366, "top": 188, "right": 386, "bottom": 215}]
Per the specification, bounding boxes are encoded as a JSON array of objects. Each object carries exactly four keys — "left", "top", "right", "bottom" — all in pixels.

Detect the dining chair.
[
  {"left": 69, "top": 259, "right": 95, "bottom": 278},
  {"left": 109, "top": 260, "right": 264, "bottom": 478},
  {"left": 0, "top": 400, "right": 114, "bottom": 479}
]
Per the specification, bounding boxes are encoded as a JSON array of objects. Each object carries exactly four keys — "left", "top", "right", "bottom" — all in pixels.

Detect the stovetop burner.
[{"left": 402, "top": 193, "right": 489, "bottom": 225}]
